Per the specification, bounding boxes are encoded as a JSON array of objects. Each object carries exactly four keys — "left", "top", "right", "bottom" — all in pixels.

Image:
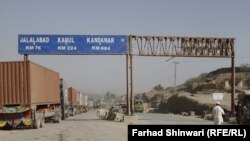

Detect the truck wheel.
[
  {"left": 58, "top": 118, "right": 61, "bottom": 123},
  {"left": 64, "top": 112, "right": 68, "bottom": 119},
  {"left": 33, "top": 118, "right": 40, "bottom": 129},
  {"left": 54, "top": 117, "right": 61, "bottom": 123},
  {"left": 40, "top": 116, "right": 45, "bottom": 128}
]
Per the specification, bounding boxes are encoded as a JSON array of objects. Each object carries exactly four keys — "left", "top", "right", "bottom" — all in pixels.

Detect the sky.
[{"left": 0, "top": 0, "right": 250, "bottom": 95}]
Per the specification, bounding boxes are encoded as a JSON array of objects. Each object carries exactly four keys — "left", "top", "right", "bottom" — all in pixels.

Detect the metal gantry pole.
[
  {"left": 126, "top": 53, "right": 131, "bottom": 115},
  {"left": 24, "top": 54, "right": 28, "bottom": 61},
  {"left": 231, "top": 56, "right": 235, "bottom": 116},
  {"left": 130, "top": 49, "right": 134, "bottom": 115},
  {"left": 173, "top": 61, "right": 179, "bottom": 95},
  {"left": 129, "top": 36, "right": 134, "bottom": 115},
  {"left": 230, "top": 39, "right": 235, "bottom": 117},
  {"left": 126, "top": 36, "right": 134, "bottom": 115}
]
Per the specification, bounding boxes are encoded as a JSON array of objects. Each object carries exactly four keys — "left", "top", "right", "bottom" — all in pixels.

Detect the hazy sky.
[{"left": 0, "top": 0, "right": 249, "bottom": 95}]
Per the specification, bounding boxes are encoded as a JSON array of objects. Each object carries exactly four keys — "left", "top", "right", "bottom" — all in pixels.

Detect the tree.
[
  {"left": 153, "top": 84, "right": 164, "bottom": 91},
  {"left": 240, "top": 63, "right": 250, "bottom": 78},
  {"left": 104, "top": 91, "right": 110, "bottom": 100},
  {"left": 104, "top": 91, "right": 116, "bottom": 101},
  {"left": 142, "top": 93, "right": 149, "bottom": 103},
  {"left": 240, "top": 63, "right": 250, "bottom": 68},
  {"left": 184, "top": 73, "right": 206, "bottom": 90},
  {"left": 110, "top": 94, "right": 116, "bottom": 99}
]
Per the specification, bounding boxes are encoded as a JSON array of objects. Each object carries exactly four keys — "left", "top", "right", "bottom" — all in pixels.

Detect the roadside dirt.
[{"left": 0, "top": 110, "right": 127, "bottom": 141}]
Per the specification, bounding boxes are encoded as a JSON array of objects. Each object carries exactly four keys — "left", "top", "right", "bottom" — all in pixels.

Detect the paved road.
[{"left": 1, "top": 110, "right": 231, "bottom": 141}]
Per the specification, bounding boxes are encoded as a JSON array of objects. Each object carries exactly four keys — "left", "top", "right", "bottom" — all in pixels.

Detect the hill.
[{"left": 143, "top": 66, "right": 250, "bottom": 118}]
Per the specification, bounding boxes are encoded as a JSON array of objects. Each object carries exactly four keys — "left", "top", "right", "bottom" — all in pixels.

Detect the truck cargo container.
[
  {"left": 68, "top": 87, "right": 77, "bottom": 116},
  {"left": 77, "top": 91, "right": 88, "bottom": 113},
  {"left": 0, "top": 61, "right": 61, "bottom": 129},
  {"left": 60, "top": 78, "right": 70, "bottom": 120},
  {"left": 79, "top": 92, "right": 89, "bottom": 107},
  {"left": 68, "top": 87, "right": 78, "bottom": 106}
]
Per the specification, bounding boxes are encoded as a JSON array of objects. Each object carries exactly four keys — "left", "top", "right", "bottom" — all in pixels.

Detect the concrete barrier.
[
  {"left": 97, "top": 109, "right": 109, "bottom": 119},
  {"left": 123, "top": 115, "right": 138, "bottom": 124},
  {"left": 114, "top": 113, "right": 125, "bottom": 122}
]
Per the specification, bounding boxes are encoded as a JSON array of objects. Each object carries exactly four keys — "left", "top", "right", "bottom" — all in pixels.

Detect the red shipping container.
[
  {"left": 0, "top": 61, "right": 60, "bottom": 106},
  {"left": 68, "top": 87, "right": 78, "bottom": 106}
]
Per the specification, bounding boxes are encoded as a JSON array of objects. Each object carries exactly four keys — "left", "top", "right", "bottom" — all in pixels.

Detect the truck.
[
  {"left": 0, "top": 61, "right": 61, "bottom": 129},
  {"left": 134, "top": 100, "right": 145, "bottom": 113},
  {"left": 60, "top": 78, "right": 70, "bottom": 120},
  {"left": 77, "top": 91, "right": 89, "bottom": 113},
  {"left": 68, "top": 87, "right": 78, "bottom": 116}
]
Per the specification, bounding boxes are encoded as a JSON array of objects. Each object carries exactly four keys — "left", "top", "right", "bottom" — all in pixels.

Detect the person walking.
[
  {"left": 212, "top": 102, "right": 225, "bottom": 125},
  {"left": 235, "top": 101, "right": 244, "bottom": 125}
]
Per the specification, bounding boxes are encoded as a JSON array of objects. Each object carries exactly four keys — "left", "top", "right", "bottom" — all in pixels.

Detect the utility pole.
[{"left": 173, "top": 61, "right": 179, "bottom": 95}]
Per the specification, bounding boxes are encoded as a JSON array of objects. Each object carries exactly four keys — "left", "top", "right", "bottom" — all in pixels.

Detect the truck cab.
[{"left": 134, "top": 100, "right": 144, "bottom": 113}]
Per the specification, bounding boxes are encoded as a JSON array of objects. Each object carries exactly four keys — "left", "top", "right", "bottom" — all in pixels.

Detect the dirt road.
[
  {"left": 0, "top": 110, "right": 127, "bottom": 141},
  {"left": 1, "top": 109, "right": 227, "bottom": 141}
]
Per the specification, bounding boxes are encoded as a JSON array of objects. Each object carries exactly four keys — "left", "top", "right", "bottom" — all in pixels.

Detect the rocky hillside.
[
  {"left": 182, "top": 67, "right": 250, "bottom": 93},
  {"left": 147, "top": 66, "right": 250, "bottom": 117}
]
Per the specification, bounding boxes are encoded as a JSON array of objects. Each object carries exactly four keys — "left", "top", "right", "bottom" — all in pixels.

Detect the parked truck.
[
  {"left": 77, "top": 91, "right": 89, "bottom": 113},
  {"left": 68, "top": 87, "right": 78, "bottom": 116},
  {"left": 0, "top": 61, "right": 61, "bottom": 129},
  {"left": 60, "top": 78, "right": 70, "bottom": 120},
  {"left": 134, "top": 100, "right": 145, "bottom": 113}
]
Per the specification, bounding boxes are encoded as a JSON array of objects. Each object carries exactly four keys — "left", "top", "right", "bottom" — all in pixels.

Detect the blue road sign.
[{"left": 18, "top": 35, "right": 128, "bottom": 55}]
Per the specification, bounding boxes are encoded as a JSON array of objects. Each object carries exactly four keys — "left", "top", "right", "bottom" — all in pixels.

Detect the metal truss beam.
[
  {"left": 127, "top": 35, "right": 235, "bottom": 117},
  {"left": 129, "top": 35, "right": 235, "bottom": 58}
]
